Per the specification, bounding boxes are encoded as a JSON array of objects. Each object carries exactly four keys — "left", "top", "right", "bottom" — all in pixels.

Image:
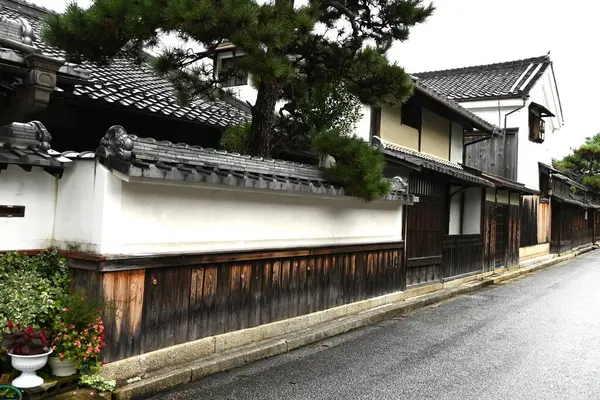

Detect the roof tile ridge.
[{"left": 413, "top": 55, "right": 551, "bottom": 77}]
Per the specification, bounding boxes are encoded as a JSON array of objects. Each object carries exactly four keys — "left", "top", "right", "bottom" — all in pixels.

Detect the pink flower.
[
  {"left": 63, "top": 307, "right": 68, "bottom": 311},
  {"left": 59, "top": 353, "right": 64, "bottom": 359}
]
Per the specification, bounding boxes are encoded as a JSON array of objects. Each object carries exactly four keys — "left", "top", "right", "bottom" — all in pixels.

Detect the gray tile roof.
[
  {"left": 97, "top": 125, "right": 415, "bottom": 202},
  {"left": 412, "top": 80, "right": 500, "bottom": 134},
  {"left": 0, "top": 121, "right": 90, "bottom": 173},
  {"left": 414, "top": 55, "right": 551, "bottom": 102},
  {"left": 374, "top": 137, "right": 494, "bottom": 187},
  {"left": 0, "top": 0, "right": 250, "bottom": 129}
]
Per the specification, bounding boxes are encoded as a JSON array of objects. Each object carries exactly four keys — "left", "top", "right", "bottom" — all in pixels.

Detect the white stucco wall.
[
  {"left": 459, "top": 69, "right": 563, "bottom": 191},
  {"left": 53, "top": 161, "right": 123, "bottom": 254},
  {"left": 4, "top": 160, "right": 404, "bottom": 255},
  {"left": 462, "top": 188, "right": 482, "bottom": 234},
  {"left": 450, "top": 122, "right": 464, "bottom": 163},
  {"left": 116, "top": 179, "right": 403, "bottom": 255},
  {"left": 448, "top": 186, "right": 461, "bottom": 234},
  {"left": 0, "top": 165, "right": 57, "bottom": 251}
]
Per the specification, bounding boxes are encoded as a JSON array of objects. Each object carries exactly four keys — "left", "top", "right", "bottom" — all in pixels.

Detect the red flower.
[
  {"left": 7, "top": 320, "right": 14, "bottom": 329},
  {"left": 24, "top": 326, "right": 35, "bottom": 336}
]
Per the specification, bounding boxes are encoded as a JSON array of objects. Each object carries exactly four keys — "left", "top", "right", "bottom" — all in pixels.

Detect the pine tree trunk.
[{"left": 249, "top": 81, "right": 279, "bottom": 157}]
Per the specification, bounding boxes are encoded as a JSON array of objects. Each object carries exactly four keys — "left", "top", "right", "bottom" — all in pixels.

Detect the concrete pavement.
[{"left": 149, "top": 250, "right": 600, "bottom": 400}]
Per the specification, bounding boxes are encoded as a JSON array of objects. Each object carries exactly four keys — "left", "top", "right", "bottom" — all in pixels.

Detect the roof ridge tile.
[{"left": 414, "top": 55, "right": 550, "bottom": 77}]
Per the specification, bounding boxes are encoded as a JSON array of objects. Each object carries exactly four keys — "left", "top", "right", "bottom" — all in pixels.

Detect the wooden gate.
[
  {"left": 405, "top": 174, "right": 447, "bottom": 287},
  {"left": 494, "top": 204, "right": 509, "bottom": 268}
]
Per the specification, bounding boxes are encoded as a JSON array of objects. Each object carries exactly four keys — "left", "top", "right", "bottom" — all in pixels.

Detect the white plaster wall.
[
  {"left": 116, "top": 181, "right": 404, "bottom": 255},
  {"left": 462, "top": 187, "right": 482, "bottom": 234},
  {"left": 450, "top": 122, "right": 463, "bottom": 163},
  {"left": 448, "top": 186, "right": 461, "bottom": 234},
  {"left": 53, "top": 161, "right": 122, "bottom": 254},
  {"left": 459, "top": 68, "right": 563, "bottom": 191},
  {"left": 0, "top": 165, "right": 56, "bottom": 250}
]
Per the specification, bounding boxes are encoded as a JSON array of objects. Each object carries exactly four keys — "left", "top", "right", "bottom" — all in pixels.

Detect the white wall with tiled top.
[
  {"left": 1, "top": 159, "right": 405, "bottom": 255},
  {"left": 0, "top": 165, "right": 56, "bottom": 251},
  {"left": 115, "top": 178, "right": 403, "bottom": 255}
]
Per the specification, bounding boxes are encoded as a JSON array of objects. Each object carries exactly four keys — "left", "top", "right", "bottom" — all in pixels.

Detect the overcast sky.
[{"left": 37, "top": 0, "right": 596, "bottom": 158}]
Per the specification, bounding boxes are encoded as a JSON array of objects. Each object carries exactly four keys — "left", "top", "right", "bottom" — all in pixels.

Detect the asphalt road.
[{"left": 150, "top": 251, "right": 600, "bottom": 400}]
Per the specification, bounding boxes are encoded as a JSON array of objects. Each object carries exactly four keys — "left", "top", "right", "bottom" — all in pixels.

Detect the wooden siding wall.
[
  {"left": 442, "top": 234, "right": 483, "bottom": 279},
  {"left": 70, "top": 243, "right": 405, "bottom": 362},
  {"left": 506, "top": 204, "right": 521, "bottom": 267},
  {"left": 483, "top": 201, "right": 520, "bottom": 271},
  {"left": 483, "top": 202, "right": 495, "bottom": 272},
  {"left": 551, "top": 201, "right": 593, "bottom": 253},
  {"left": 406, "top": 173, "right": 447, "bottom": 287},
  {"left": 465, "top": 132, "right": 517, "bottom": 181},
  {"left": 520, "top": 195, "right": 550, "bottom": 248},
  {"left": 521, "top": 196, "right": 552, "bottom": 247},
  {"left": 538, "top": 201, "right": 551, "bottom": 244},
  {"left": 520, "top": 196, "right": 538, "bottom": 247}
]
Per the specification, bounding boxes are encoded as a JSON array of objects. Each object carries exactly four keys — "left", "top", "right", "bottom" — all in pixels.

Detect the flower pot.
[
  {"left": 8, "top": 349, "right": 52, "bottom": 389},
  {"left": 48, "top": 357, "right": 77, "bottom": 377}
]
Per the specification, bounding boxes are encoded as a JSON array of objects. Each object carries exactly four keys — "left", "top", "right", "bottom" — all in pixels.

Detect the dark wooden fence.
[
  {"left": 551, "top": 201, "right": 594, "bottom": 252},
  {"left": 442, "top": 234, "right": 484, "bottom": 280},
  {"left": 70, "top": 242, "right": 405, "bottom": 362},
  {"left": 573, "top": 228, "right": 593, "bottom": 248},
  {"left": 483, "top": 201, "right": 520, "bottom": 272},
  {"left": 520, "top": 196, "right": 538, "bottom": 247}
]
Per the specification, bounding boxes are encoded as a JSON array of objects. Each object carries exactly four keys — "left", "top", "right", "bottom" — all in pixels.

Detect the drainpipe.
[{"left": 504, "top": 95, "right": 529, "bottom": 132}]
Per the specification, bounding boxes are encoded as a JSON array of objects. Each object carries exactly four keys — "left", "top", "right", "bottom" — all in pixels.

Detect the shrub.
[
  {"left": 51, "top": 293, "right": 106, "bottom": 373},
  {"left": 220, "top": 122, "right": 251, "bottom": 154},
  {"left": 0, "top": 250, "right": 70, "bottom": 331},
  {"left": 312, "top": 129, "right": 391, "bottom": 201}
]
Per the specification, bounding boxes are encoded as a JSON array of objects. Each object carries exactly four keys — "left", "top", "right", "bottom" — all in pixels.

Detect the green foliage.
[
  {"left": 312, "top": 130, "right": 391, "bottom": 201},
  {"left": 296, "top": 82, "right": 363, "bottom": 136},
  {"left": 43, "top": 0, "right": 433, "bottom": 156},
  {"left": 52, "top": 292, "right": 107, "bottom": 373},
  {"left": 0, "top": 385, "right": 21, "bottom": 399},
  {"left": 0, "top": 251, "right": 70, "bottom": 331},
  {"left": 554, "top": 133, "right": 600, "bottom": 191},
  {"left": 220, "top": 122, "right": 252, "bottom": 154},
  {"left": 79, "top": 374, "right": 116, "bottom": 393}
]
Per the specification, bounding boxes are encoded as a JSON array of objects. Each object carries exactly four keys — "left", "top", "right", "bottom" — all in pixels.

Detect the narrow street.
[{"left": 150, "top": 251, "right": 600, "bottom": 400}]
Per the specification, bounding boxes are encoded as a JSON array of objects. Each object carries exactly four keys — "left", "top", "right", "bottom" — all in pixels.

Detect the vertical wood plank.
[
  {"left": 187, "top": 268, "right": 205, "bottom": 341},
  {"left": 103, "top": 270, "right": 145, "bottom": 361},
  {"left": 201, "top": 266, "right": 218, "bottom": 337}
]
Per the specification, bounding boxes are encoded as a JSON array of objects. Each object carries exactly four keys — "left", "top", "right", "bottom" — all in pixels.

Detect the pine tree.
[
  {"left": 43, "top": 0, "right": 433, "bottom": 157},
  {"left": 554, "top": 133, "right": 600, "bottom": 191}
]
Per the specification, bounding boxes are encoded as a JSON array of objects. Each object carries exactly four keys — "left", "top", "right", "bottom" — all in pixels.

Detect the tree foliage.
[
  {"left": 43, "top": 0, "right": 433, "bottom": 156},
  {"left": 312, "top": 129, "right": 391, "bottom": 201},
  {"left": 554, "top": 133, "right": 600, "bottom": 191}
]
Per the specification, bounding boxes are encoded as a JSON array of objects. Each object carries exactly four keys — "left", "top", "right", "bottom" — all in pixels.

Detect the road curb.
[{"left": 113, "top": 246, "right": 596, "bottom": 399}]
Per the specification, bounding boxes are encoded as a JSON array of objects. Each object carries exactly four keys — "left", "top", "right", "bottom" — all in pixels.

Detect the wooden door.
[
  {"left": 405, "top": 172, "right": 449, "bottom": 287},
  {"left": 494, "top": 204, "right": 509, "bottom": 268}
]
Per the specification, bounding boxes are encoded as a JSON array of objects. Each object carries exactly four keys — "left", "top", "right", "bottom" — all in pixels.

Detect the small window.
[
  {"left": 401, "top": 103, "right": 421, "bottom": 130},
  {"left": 0, "top": 205, "right": 25, "bottom": 218},
  {"left": 220, "top": 57, "right": 248, "bottom": 87}
]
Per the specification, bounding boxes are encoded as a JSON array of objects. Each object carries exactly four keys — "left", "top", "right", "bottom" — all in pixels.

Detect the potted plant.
[
  {"left": 49, "top": 294, "right": 106, "bottom": 377},
  {"left": 1, "top": 322, "right": 52, "bottom": 389}
]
